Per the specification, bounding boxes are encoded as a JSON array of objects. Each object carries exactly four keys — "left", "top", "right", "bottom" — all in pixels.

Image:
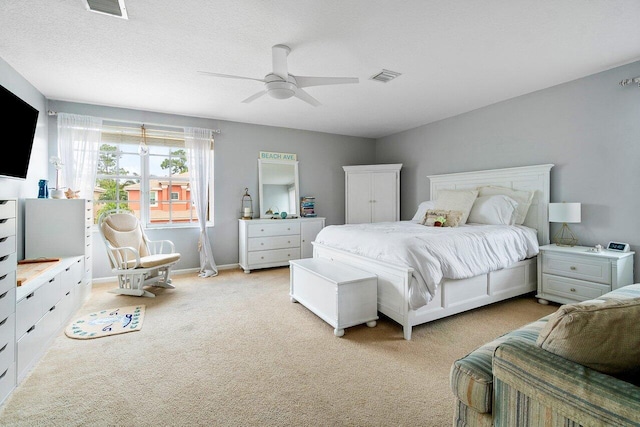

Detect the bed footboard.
[{"left": 313, "top": 242, "right": 537, "bottom": 340}]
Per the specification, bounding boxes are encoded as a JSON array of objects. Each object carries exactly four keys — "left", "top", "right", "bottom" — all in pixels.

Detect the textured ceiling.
[{"left": 1, "top": 0, "right": 640, "bottom": 139}]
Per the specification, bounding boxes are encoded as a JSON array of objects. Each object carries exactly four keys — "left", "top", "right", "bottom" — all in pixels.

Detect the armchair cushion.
[
  {"left": 101, "top": 213, "right": 150, "bottom": 257},
  {"left": 136, "top": 253, "right": 182, "bottom": 269},
  {"left": 536, "top": 297, "right": 640, "bottom": 375}
]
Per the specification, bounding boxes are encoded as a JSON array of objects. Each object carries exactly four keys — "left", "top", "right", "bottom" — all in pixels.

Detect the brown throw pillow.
[{"left": 536, "top": 298, "right": 640, "bottom": 374}]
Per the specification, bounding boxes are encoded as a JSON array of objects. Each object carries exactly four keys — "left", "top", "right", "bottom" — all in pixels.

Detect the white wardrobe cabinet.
[{"left": 343, "top": 164, "right": 402, "bottom": 224}]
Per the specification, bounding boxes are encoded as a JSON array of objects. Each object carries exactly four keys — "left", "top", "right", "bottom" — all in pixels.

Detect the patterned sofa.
[{"left": 450, "top": 284, "right": 640, "bottom": 427}]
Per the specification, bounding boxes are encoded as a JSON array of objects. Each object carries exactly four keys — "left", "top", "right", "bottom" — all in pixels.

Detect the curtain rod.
[{"left": 47, "top": 110, "right": 221, "bottom": 134}]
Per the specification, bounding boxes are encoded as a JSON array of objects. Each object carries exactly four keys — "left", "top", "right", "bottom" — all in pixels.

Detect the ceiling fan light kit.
[{"left": 199, "top": 44, "right": 359, "bottom": 106}]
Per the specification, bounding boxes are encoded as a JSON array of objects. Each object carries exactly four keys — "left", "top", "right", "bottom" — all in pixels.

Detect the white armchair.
[{"left": 98, "top": 210, "right": 181, "bottom": 297}]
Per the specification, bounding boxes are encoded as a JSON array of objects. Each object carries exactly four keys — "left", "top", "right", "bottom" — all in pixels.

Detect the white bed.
[{"left": 312, "top": 164, "right": 554, "bottom": 340}]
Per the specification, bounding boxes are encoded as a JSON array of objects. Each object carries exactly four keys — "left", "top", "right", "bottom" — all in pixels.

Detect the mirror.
[{"left": 258, "top": 159, "right": 299, "bottom": 218}]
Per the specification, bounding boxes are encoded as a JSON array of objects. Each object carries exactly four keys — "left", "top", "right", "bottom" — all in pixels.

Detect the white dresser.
[
  {"left": 343, "top": 164, "right": 402, "bottom": 224},
  {"left": 537, "top": 244, "right": 635, "bottom": 305},
  {"left": 25, "top": 198, "right": 93, "bottom": 303},
  {"left": 238, "top": 217, "right": 325, "bottom": 273},
  {"left": 0, "top": 200, "right": 17, "bottom": 405}
]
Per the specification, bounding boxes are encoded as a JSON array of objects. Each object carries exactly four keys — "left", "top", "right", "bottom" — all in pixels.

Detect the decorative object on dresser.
[
  {"left": 49, "top": 155, "right": 66, "bottom": 199},
  {"left": 300, "top": 196, "right": 316, "bottom": 217},
  {"left": 289, "top": 258, "right": 378, "bottom": 337},
  {"left": 65, "top": 305, "right": 145, "bottom": 340},
  {"left": 238, "top": 217, "right": 325, "bottom": 273},
  {"left": 241, "top": 187, "right": 253, "bottom": 219},
  {"left": 343, "top": 163, "right": 402, "bottom": 224},
  {"left": 536, "top": 243, "right": 634, "bottom": 305},
  {"left": 548, "top": 202, "right": 581, "bottom": 246},
  {"left": 98, "top": 210, "right": 181, "bottom": 298}
]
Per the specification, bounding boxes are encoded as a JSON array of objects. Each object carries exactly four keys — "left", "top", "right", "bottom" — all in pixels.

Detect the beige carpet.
[{"left": 0, "top": 267, "right": 556, "bottom": 426}]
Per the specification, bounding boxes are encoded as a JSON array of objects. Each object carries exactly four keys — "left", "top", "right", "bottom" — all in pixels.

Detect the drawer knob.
[
  {"left": 261, "top": 243, "right": 264, "bottom": 246},
  {"left": 261, "top": 256, "right": 264, "bottom": 260},
  {"left": 261, "top": 229, "right": 264, "bottom": 232},
  {"left": 570, "top": 288, "right": 576, "bottom": 292},
  {"left": 287, "top": 228, "right": 290, "bottom": 231},
  {"left": 570, "top": 266, "right": 576, "bottom": 270}
]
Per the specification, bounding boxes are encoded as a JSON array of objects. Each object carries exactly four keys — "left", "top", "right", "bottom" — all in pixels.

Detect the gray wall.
[{"left": 376, "top": 60, "right": 640, "bottom": 281}]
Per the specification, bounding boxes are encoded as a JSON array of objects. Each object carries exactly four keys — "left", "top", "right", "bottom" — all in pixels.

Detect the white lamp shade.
[{"left": 549, "top": 203, "right": 581, "bottom": 223}]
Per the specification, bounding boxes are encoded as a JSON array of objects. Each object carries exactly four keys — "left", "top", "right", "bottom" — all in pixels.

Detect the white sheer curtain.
[
  {"left": 184, "top": 127, "right": 218, "bottom": 277},
  {"left": 57, "top": 113, "right": 102, "bottom": 199}
]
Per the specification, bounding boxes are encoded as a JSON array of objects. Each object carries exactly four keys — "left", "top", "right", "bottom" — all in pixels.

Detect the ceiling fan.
[{"left": 198, "top": 44, "right": 359, "bottom": 107}]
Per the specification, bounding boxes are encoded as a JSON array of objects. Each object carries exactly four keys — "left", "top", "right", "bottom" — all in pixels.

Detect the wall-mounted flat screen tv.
[{"left": 0, "top": 84, "right": 39, "bottom": 180}]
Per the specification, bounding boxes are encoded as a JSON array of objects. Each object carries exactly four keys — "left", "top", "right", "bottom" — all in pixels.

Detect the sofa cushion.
[
  {"left": 536, "top": 297, "right": 640, "bottom": 375},
  {"left": 449, "top": 316, "right": 551, "bottom": 413}
]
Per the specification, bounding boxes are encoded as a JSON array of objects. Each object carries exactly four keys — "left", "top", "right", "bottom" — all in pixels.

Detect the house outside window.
[{"left": 93, "top": 124, "right": 213, "bottom": 227}]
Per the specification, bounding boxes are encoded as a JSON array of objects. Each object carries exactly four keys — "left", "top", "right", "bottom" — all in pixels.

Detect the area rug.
[{"left": 65, "top": 305, "right": 145, "bottom": 339}]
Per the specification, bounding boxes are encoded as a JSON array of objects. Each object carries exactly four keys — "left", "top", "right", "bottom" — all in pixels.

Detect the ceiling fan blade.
[
  {"left": 198, "top": 71, "right": 265, "bottom": 83},
  {"left": 294, "top": 88, "right": 321, "bottom": 107},
  {"left": 295, "top": 76, "right": 359, "bottom": 88},
  {"left": 272, "top": 44, "right": 290, "bottom": 81},
  {"left": 241, "top": 90, "right": 268, "bottom": 104}
]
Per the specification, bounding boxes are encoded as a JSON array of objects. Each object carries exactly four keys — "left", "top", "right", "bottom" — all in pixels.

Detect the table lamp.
[{"left": 548, "top": 202, "right": 581, "bottom": 246}]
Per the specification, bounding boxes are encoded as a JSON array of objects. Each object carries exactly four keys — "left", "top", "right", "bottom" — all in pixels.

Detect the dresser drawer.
[
  {"left": 542, "top": 273, "right": 610, "bottom": 302},
  {"left": 0, "top": 235, "right": 15, "bottom": 259},
  {"left": 0, "top": 270, "right": 15, "bottom": 296},
  {"left": 248, "top": 222, "right": 300, "bottom": 238},
  {"left": 0, "top": 200, "right": 16, "bottom": 220},
  {"left": 40, "top": 273, "right": 62, "bottom": 312},
  {"left": 0, "top": 253, "right": 17, "bottom": 278},
  {"left": 0, "top": 314, "right": 15, "bottom": 373},
  {"left": 0, "top": 218, "right": 16, "bottom": 241},
  {"left": 542, "top": 252, "right": 611, "bottom": 284},
  {"left": 16, "top": 289, "right": 43, "bottom": 338},
  {"left": 248, "top": 248, "right": 301, "bottom": 265},
  {"left": 248, "top": 235, "right": 299, "bottom": 251},
  {"left": 0, "top": 362, "right": 15, "bottom": 405},
  {"left": 0, "top": 287, "right": 15, "bottom": 320}
]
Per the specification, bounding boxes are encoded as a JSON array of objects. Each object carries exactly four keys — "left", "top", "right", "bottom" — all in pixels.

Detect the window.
[{"left": 93, "top": 124, "right": 213, "bottom": 227}]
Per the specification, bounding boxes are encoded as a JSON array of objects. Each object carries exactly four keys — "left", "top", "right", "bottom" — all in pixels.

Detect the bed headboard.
[{"left": 428, "top": 164, "right": 554, "bottom": 245}]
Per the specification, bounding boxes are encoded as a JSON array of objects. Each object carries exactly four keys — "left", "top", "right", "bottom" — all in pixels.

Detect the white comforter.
[{"left": 314, "top": 221, "right": 539, "bottom": 310}]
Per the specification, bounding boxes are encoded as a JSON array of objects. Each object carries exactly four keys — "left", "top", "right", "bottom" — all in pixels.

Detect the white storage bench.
[{"left": 289, "top": 258, "right": 378, "bottom": 337}]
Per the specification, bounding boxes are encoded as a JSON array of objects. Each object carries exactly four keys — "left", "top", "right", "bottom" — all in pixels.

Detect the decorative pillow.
[
  {"left": 477, "top": 185, "right": 534, "bottom": 225},
  {"left": 411, "top": 200, "right": 436, "bottom": 221},
  {"left": 422, "top": 209, "right": 464, "bottom": 227},
  {"left": 536, "top": 298, "right": 640, "bottom": 374},
  {"left": 467, "top": 195, "right": 519, "bottom": 225},
  {"left": 433, "top": 189, "right": 478, "bottom": 225}
]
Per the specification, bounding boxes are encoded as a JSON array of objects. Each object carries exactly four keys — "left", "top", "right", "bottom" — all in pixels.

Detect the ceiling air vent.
[
  {"left": 83, "top": 0, "right": 128, "bottom": 19},
  {"left": 370, "top": 69, "right": 402, "bottom": 83}
]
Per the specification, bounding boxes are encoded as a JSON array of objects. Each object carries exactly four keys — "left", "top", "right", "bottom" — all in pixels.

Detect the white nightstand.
[{"left": 536, "top": 244, "right": 635, "bottom": 305}]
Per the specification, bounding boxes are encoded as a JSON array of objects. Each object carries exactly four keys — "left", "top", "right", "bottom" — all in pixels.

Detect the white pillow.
[
  {"left": 411, "top": 200, "right": 436, "bottom": 221},
  {"left": 434, "top": 189, "right": 478, "bottom": 225},
  {"left": 467, "top": 195, "right": 519, "bottom": 225},
  {"left": 477, "top": 186, "right": 535, "bottom": 225}
]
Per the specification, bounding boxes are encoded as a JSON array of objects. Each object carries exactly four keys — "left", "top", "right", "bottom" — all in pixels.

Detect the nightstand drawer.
[
  {"left": 542, "top": 252, "right": 611, "bottom": 284},
  {"left": 541, "top": 274, "right": 610, "bottom": 301}
]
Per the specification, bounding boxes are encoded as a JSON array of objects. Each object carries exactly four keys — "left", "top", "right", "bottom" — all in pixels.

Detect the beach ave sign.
[{"left": 259, "top": 151, "right": 297, "bottom": 161}]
